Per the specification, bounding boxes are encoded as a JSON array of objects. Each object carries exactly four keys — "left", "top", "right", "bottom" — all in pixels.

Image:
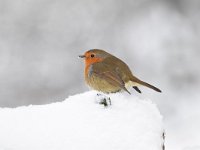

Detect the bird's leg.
[{"left": 96, "top": 93, "right": 111, "bottom": 107}]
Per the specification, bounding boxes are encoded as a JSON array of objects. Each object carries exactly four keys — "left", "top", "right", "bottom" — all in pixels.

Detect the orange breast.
[
  {"left": 84, "top": 57, "right": 103, "bottom": 77},
  {"left": 84, "top": 65, "right": 90, "bottom": 80}
]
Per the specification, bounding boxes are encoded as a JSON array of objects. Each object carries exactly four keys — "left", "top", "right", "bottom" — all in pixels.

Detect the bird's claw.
[
  {"left": 99, "top": 97, "right": 111, "bottom": 107},
  {"left": 96, "top": 93, "right": 111, "bottom": 107}
]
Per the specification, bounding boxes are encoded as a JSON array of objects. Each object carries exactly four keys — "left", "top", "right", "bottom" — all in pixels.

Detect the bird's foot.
[{"left": 96, "top": 93, "right": 111, "bottom": 107}]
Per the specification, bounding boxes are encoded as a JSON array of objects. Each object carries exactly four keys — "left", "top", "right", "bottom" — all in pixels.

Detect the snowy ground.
[{"left": 0, "top": 91, "right": 163, "bottom": 150}]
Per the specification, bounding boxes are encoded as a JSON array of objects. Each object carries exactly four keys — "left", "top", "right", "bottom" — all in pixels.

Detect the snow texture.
[{"left": 0, "top": 91, "right": 163, "bottom": 150}]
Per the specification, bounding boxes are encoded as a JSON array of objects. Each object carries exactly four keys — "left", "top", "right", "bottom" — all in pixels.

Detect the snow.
[{"left": 0, "top": 91, "right": 163, "bottom": 150}]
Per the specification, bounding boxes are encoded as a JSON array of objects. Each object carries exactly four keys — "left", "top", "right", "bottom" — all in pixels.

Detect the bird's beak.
[{"left": 79, "top": 55, "right": 86, "bottom": 58}]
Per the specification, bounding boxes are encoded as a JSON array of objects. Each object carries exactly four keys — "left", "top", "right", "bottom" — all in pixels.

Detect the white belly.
[{"left": 125, "top": 81, "right": 140, "bottom": 88}]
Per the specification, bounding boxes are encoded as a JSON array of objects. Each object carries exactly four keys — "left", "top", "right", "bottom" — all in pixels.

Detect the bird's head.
[{"left": 79, "top": 49, "right": 110, "bottom": 66}]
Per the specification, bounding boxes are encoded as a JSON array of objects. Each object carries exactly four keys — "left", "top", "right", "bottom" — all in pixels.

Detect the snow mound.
[{"left": 0, "top": 91, "right": 164, "bottom": 150}]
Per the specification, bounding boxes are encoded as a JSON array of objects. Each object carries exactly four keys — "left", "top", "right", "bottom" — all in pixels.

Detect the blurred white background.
[{"left": 0, "top": 0, "right": 200, "bottom": 149}]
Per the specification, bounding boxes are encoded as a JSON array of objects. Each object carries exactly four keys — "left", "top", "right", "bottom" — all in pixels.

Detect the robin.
[{"left": 79, "top": 49, "right": 161, "bottom": 95}]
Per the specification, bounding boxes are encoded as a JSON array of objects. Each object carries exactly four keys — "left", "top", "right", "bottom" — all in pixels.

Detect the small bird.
[{"left": 79, "top": 49, "right": 161, "bottom": 95}]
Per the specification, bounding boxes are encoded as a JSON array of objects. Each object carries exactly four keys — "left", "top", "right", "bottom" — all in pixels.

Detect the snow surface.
[{"left": 0, "top": 91, "right": 163, "bottom": 150}]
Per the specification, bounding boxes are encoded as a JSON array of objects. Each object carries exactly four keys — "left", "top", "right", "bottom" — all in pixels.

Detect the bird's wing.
[{"left": 92, "top": 69, "right": 131, "bottom": 94}]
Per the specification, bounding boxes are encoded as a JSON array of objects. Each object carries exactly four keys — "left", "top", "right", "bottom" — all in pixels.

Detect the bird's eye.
[{"left": 91, "top": 54, "right": 95, "bottom": 58}]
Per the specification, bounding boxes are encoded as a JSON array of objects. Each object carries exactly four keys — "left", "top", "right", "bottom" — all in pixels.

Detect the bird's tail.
[{"left": 130, "top": 77, "right": 162, "bottom": 93}]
